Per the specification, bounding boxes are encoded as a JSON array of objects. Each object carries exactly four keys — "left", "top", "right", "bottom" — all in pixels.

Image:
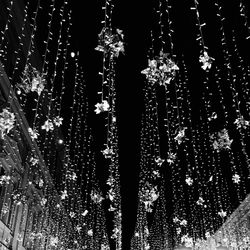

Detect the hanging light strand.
[{"left": 0, "top": 0, "right": 14, "bottom": 66}]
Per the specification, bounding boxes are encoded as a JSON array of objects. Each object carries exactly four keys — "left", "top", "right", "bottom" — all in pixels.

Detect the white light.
[
  {"left": 58, "top": 139, "right": 63, "bottom": 144},
  {"left": 71, "top": 52, "right": 75, "bottom": 58}
]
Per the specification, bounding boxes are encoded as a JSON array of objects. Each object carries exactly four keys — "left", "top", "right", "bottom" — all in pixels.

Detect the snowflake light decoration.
[
  {"left": 174, "top": 127, "right": 187, "bottom": 145},
  {"left": 196, "top": 197, "right": 206, "bottom": 207},
  {"left": 28, "top": 127, "right": 39, "bottom": 140},
  {"left": 185, "top": 176, "right": 193, "bottom": 186},
  {"left": 208, "top": 112, "right": 217, "bottom": 121},
  {"left": 111, "top": 227, "right": 120, "bottom": 239},
  {"left": 101, "top": 146, "right": 114, "bottom": 158},
  {"left": 82, "top": 210, "right": 88, "bottom": 217},
  {"left": 94, "top": 100, "right": 110, "bottom": 114},
  {"left": 40, "top": 198, "right": 47, "bottom": 206},
  {"left": 234, "top": 116, "right": 250, "bottom": 130},
  {"left": 218, "top": 209, "right": 227, "bottom": 218},
  {"left": 167, "top": 152, "right": 176, "bottom": 165},
  {"left": 0, "top": 175, "right": 11, "bottom": 185},
  {"left": 38, "top": 179, "right": 44, "bottom": 187},
  {"left": 76, "top": 225, "right": 82, "bottom": 233},
  {"left": 199, "top": 51, "right": 214, "bottom": 70},
  {"left": 0, "top": 108, "right": 15, "bottom": 138},
  {"left": 181, "top": 234, "right": 193, "bottom": 247},
  {"left": 95, "top": 27, "right": 124, "bottom": 57},
  {"left": 180, "top": 219, "right": 188, "bottom": 226},
  {"left": 61, "top": 190, "right": 68, "bottom": 200},
  {"left": 41, "top": 119, "right": 54, "bottom": 132},
  {"left": 17, "top": 64, "right": 46, "bottom": 96},
  {"left": 141, "top": 51, "right": 179, "bottom": 87},
  {"left": 101, "top": 243, "right": 110, "bottom": 250},
  {"left": 87, "top": 229, "right": 93, "bottom": 236},
  {"left": 141, "top": 182, "right": 159, "bottom": 212},
  {"left": 211, "top": 128, "right": 233, "bottom": 152},
  {"left": 30, "top": 156, "right": 39, "bottom": 166},
  {"left": 67, "top": 172, "right": 77, "bottom": 181},
  {"left": 69, "top": 212, "right": 76, "bottom": 218},
  {"left": 53, "top": 116, "right": 63, "bottom": 127},
  {"left": 91, "top": 189, "right": 104, "bottom": 204},
  {"left": 155, "top": 156, "right": 165, "bottom": 166},
  {"left": 232, "top": 173, "right": 240, "bottom": 184}
]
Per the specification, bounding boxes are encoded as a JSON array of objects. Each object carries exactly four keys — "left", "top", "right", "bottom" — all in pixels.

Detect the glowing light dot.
[
  {"left": 71, "top": 52, "right": 75, "bottom": 58},
  {"left": 58, "top": 139, "right": 64, "bottom": 144}
]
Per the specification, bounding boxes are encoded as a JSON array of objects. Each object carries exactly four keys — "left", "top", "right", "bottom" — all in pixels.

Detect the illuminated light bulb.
[
  {"left": 71, "top": 52, "right": 75, "bottom": 58},
  {"left": 58, "top": 139, "right": 63, "bottom": 144}
]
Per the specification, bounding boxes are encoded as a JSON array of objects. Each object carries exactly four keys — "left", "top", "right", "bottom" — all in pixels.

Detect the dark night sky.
[{"left": 70, "top": 1, "right": 250, "bottom": 249}]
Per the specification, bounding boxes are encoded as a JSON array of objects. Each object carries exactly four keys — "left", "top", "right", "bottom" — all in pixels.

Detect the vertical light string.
[
  {"left": 190, "top": 0, "right": 207, "bottom": 54},
  {"left": 0, "top": 0, "right": 14, "bottom": 67},
  {"left": 95, "top": 0, "right": 123, "bottom": 248},
  {"left": 10, "top": 0, "right": 30, "bottom": 81},
  {"left": 15, "top": 0, "right": 41, "bottom": 111},
  {"left": 214, "top": 0, "right": 250, "bottom": 177},
  {"left": 61, "top": 52, "right": 79, "bottom": 214},
  {"left": 32, "top": 0, "right": 56, "bottom": 134},
  {"left": 238, "top": 0, "right": 250, "bottom": 40},
  {"left": 57, "top": 10, "right": 72, "bottom": 117},
  {"left": 41, "top": 0, "right": 66, "bottom": 156}
]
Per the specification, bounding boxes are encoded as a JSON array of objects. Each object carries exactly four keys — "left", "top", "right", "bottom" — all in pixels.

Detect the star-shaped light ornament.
[
  {"left": 101, "top": 244, "right": 110, "bottom": 250},
  {"left": 38, "top": 179, "right": 44, "bottom": 187},
  {"left": 0, "top": 175, "right": 11, "bottom": 185},
  {"left": 199, "top": 51, "right": 214, "bottom": 70},
  {"left": 0, "top": 108, "right": 15, "bottom": 137},
  {"left": 61, "top": 190, "right": 68, "bottom": 200},
  {"left": 95, "top": 27, "right": 125, "bottom": 58},
  {"left": 76, "top": 225, "right": 82, "bottom": 233},
  {"left": 82, "top": 210, "right": 88, "bottom": 217},
  {"left": 31, "top": 75, "right": 45, "bottom": 96},
  {"left": 218, "top": 209, "right": 227, "bottom": 218},
  {"left": 167, "top": 152, "right": 176, "bottom": 165},
  {"left": 173, "top": 217, "right": 180, "bottom": 223},
  {"left": 53, "top": 116, "right": 63, "bottom": 127},
  {"left": 196, "top": 197, "right": 207, "bottom": 207},
  {"left": 185, "top": 176, "right": 193, "bottom": 186},
  {"left": 174, "top": 127, "right": 187, "bottom": 145},
  {"left": 111, "top": 227, "right": 120, "bottom": 239},
  {"left": 101, "top": 146, "right": 114, "bottom": 159},
  {"left": 144, "top": 243, "right": 150, "bottom": 250},
  {"left": 28, "top": 127, "right": 39, "bottom": 140},
  {"left": 234, "top": 116, "right": 250, "bottom": 130},
  {"left": 141, "top": 52, "right": 179, "bottom": 87},
  {"left": 40, "top": 198, "right": 47, "bottom": 206},
  {"left": 155, "top": 156, "right": 165, "bottom": 166},
  {"left": 91, "top": 190, "right": 104, "bottom": 204},
  {"left": 30, "top": 156, "right": 39, "bottom": 166},
  {"left": 87, "top": 229, "right": 93, "bottom": 237},
  {"left": 208, "top": 112, "right": 217, "bottom": 121},
  {"left": 69, "top": 212, "right": 76, "bottom": 218},
  {"left": 94, "top": 100, "right": 110, "bottom": 114},
  {"left": 41, "top": 119, "right": 54, "bottom": 132},
  {"left": 232, "top": 173, "right": 240, "bottom": 184},
  {"left": 211, "top": 128, "right": 233, "bottom": 152},
  {"left": 181, "top": 234, "right": 193, "bottom": 247},
  {"left": 141, "top": 182, "right": 159, "bottom": 213},
  {"left": 180, "top": 219, "right": 188, "bottom": 226}
]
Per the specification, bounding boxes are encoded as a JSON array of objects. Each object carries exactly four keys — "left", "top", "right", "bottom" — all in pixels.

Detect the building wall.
[{"left": 0, "top": 63, "right": 73, "bottom": 250}]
